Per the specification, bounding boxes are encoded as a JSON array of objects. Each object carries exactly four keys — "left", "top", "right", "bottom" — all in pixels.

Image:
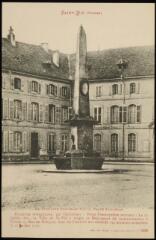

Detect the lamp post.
[{"left": 116, "top": 58, "right": 128, "bottom": 161}]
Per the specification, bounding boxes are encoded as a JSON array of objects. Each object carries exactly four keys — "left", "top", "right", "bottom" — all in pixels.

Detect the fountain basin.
[{"left": 54, "top": 151, "right": 104, "bottom": 170}]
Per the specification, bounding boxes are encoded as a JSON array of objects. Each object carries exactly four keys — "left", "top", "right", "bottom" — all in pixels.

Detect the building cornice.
[
  {"left": 89, "top": 75, "right": 154, "bottom": 83},
  {"left": 2, "top": 68, "right": 74, "bottom": 84}
]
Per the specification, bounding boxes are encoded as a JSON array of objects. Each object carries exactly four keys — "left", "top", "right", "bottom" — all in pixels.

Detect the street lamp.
[{"left": 116, "top": 58, "right": 128, "bottom": 161}]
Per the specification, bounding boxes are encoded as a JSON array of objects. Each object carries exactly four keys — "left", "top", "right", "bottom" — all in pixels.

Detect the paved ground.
[{"left": 2, "top": 163, "right": 154, "bottom": 210}]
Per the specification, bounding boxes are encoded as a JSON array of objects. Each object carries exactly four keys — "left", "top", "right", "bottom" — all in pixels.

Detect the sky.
[{"left": 2, "top": 3, "right": 155, "bottom": 54}]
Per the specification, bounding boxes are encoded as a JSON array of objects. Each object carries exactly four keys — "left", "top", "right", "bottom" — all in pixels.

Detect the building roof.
[
  {"left": 69, "top": 45, "right": 154, "bottom": 80},
  {"left": 2, "top": 38, "right": 70, "bottom": 80},
  {"left": 2, "top": 37, "right": 154, "bottom": 81}
]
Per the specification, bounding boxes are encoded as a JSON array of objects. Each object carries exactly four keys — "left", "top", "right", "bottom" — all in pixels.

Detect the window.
[
  {"left": 48, "top": 134, "right": 56, "bottom": 152},
  {"left": 130, "top": 83, "right": 136, "bottom": 94},
  {"left": 112, "top": 84, "right": 118, "bottom": 95},
  {"left": 32, "top": 81, "right": 40, "bottom": 93},
  {"left": 47, "top": 84, "right": 57, "bottom": 96},
  {"left": 61, "top": 134, "right": 68, "bottom": 152},
  {"left": 14, "top": 78, "right": 21, "bottom": 90},
  {"left": 68, "top": 107, "right": 73, "bottom": 120},
  {"left": 111, "top": 106, "right": 119, "bottom": 123},
  {"left": 128, "top": 104, "right": 136, "bottom": 123},
  {"left": 128, "top": 133, "right": 136, "bottom": 152},
  {"left": 61, "top": 87, "right": 68, "bottom": 98},
  {"left": 111, "top": 134, "right": 118, "bottom": 152},
  {"left": 94, "top": 107, "right": 101, "bottom": 123},
  {"left": 14, "top": 131, "right": 22, "bottom": 151},
  {"left": 62, "top": 106, "right": 68, "bottom": 122},
  {"left": 96, "top": 86, "right": 102, "bottom": 97},
  {"left": 14, "top": 100, "right": 22, "bottom": 120},
  {"left": 31, "top": 102, "right": 39, "bottom": 121},
  {"left": 119, "top": 107, "right": 122, "bottom": 123},
  {"left": 49, "top": 104, "right": 55, "bottom": 123},
  {"left": 94, "top": 134, "right": 101, "bottom": 152}
]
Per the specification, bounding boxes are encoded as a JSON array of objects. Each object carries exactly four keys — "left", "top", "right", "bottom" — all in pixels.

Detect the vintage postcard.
[{"left": 1, "top": 2, "right": 154, "bottom": 238}]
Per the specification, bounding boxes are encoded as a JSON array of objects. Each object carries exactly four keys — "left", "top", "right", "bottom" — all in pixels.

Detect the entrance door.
[{"left": 31, "top": 132, "right": 39, "bottom": 158}]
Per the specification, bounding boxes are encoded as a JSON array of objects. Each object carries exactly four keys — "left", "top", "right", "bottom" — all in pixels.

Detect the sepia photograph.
[{"left": 1, "top": 2, "right": 154, "bottom": 238}]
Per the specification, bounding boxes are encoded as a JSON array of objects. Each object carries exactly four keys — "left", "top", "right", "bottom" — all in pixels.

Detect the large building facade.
[{"left": 2, "top": 27, "right": 154, "bottom": 162}]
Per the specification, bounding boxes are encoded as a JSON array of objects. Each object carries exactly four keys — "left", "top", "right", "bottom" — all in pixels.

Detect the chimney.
[
  {"left": 41, "top": 42, "right": 49, "bottom": 52},
  {"left": 7, "top": 26, "right": 16, "bottom": 46},
  {"left": 53, "top": 50, "right": 59, "bottom": 67}
]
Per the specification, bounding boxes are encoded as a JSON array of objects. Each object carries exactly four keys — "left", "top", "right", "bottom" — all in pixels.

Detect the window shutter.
[
  {"left": 39, "top": 104, "right": 43, "bottom": 122},
  {"left": 9, "top": 100, "right": 14, "bottom": 120},
  {"left": 107, "top": 107, "right": 110, "bottom": 123},
  {"left": 102, "top": 106, "right": 104, "bottom": 124},
  {"left": 3, "top": 99, "right": 9, "bottom": 119},
  {"left": 55, "top": 86, "right": 57, "bottom": 96},
  {"left": 22, "top": 132, "right": 27, "bottom": 152},
  {"left": 28, "top": 81, "right": 32, "bottom": 93},
  {"left": 2, "top": 76, "right": 6, "bottom": 89},
  {"left": 9, "top": 131, "right": 14, "bottom": 152},
  {"left": 10, "top": 76, "right": 14, "bottom": 90},
  {"left": 119, "top": 84, "right": 122, "bottom": 94},
  {"left": 137, "top": 82, "right": 140, "bottom": 94},
  {"left": 109, "top": 85, "right": 112, "bottom": 96},
  {"left": 28, "top": 103, "right": 32, "bottom": 121},
  {"left": 60, "top": 87, "right": 62, "bottom": 97},
  {"left": 38, "top": 83, "right": 41, "bottom": 94},
  {"left": 46, "top": 84, "right": 49, "bottom": 95},
  {"left": 45, "top": 105, "right": 49, "bottom": 122},
  {"left": 3, "top": 131, "right": 9, "bottom": 152},
  {"left": 22, "top": 102, "right": 27, "bottom": 121},
  {"left": 19, "top": 79, "right": 23, "bottom": 91}
]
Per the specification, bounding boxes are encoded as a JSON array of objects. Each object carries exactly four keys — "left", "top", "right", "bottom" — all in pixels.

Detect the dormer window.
[
  {"left": 14, "top": 78, "right": 21, "bottom": 90},
  {"left": 112, "top": 84, "right": 118, "bottom": 95}
]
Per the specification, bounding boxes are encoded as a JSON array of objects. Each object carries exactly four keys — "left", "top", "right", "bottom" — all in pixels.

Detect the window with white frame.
[
  {"left": 111, "top": 134, "right": 118, "bottom": 152},
  {"left": 128, "top": 133, "right": 136, "bottom": 152},
  {"left": 111, "top": 105, "right": 119, "bottom": 123},
  {"left": 96, "top": 86, "right": 102, "bottom": 97},
  {"left": 61, "top": 134, "right": 68, "bottom": 152},
  {"left": 14, "top": 131, "right": 22, "bottom": 151},
  {"left": 14, "top": 78, "right": 21, "bottom": 90},
  {"left": 112, "top": 84, "right": 118, "bottom": 95},
  {"left": 130, "top": 83, "right": 136, "bottom": 94},
  {"left": 31, "top": 102, "right": 39, "bottom": 121},
  {"left": 94, "top": 107, "right": 101, "bottom": 123},
  {"left": 62, "top": 106, "right": 68, "bottom": 122},
  {"left": 14, "top": 100, "right": 22, "bottom": 120},
  {"left": 48, "top": 134, "right": 56, "bottom": 152}
]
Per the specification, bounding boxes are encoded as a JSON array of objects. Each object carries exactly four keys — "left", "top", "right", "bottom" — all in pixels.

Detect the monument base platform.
[{"left": 53, "top": 151, "right": 104, "bottom": 170}]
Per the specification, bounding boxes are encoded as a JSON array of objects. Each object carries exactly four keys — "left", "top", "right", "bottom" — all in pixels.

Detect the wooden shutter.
[
  {"left": 9, "top": 131, "right": 14, "bottom": 152},
  {"left": 60, "top": 87, "right": 62, "bottom": 97},
  {"left": 28, "top": 81, "right": 32, "bottom": 93},
  {"left": 45, "top": 105, "right": 49, "bottom": 122},
  {"left": 3, "top": 131, "right": 9, "bottom": 152},
  {"left": 3, "top": 99, "right": 9, "bottom": 119},
  {"left": 9, "top": 100, "right": 14, "bottom": 120},
  {"left": 2, "top": 76, "right": 6, "bottom": 89},
  {"left": 39, "top": 104, "right": 43, "bottom": 122},
  {"left": 109, "top": 85, "right": 112, "bottom": 96},
  {"left": 137, "top": 82, "right": 140, "bottom": 94},
  {"left": 38, "top": 83, "right": 41, "bottom": 94},
  {"left": 119, "top": 84, "right": 122, "bottom": 94},
  {"left": 22, "top": 102, "right": 27, "bottom": 121},
  {"left": 107, "top": 107, "right": 110, "bottom": 123},
  {"left": 22, "top": 132, "right": 27, "bottom": 152},
  {"left": 10, "top": 76, "right": 14, "bottom": 90},
  {"left": 46, "top": 84, "right": 49, "bottom": 95},
  {"left": 28, "top": 103, "right": 32, "bottom": 121},
  {"left": 54, "top": 86, "right": 57, "bottom": 96}
]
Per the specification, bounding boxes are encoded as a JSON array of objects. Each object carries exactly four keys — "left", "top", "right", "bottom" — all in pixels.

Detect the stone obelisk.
[{"left": 71, "top": 25, "right": 93, "bottom": 151}]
